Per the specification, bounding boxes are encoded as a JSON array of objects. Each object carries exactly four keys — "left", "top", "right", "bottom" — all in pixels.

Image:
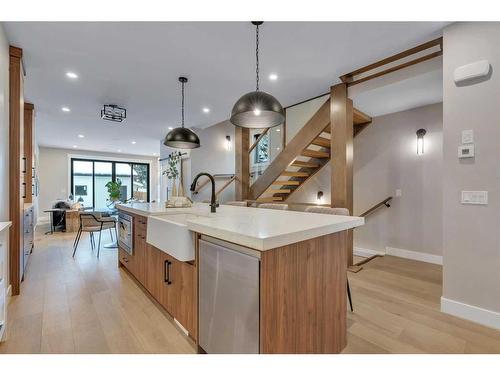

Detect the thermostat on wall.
[{"left": 458, "top": 144, "right": 474, "bottom": 158}]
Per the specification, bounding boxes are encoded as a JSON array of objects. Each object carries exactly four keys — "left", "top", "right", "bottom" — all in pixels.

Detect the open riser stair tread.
[
  {"left": 265, "top": 189, "right": 292, "bottom": 194},
  {"left": 311, "top": 136, "right": 330, "bottom": 148},
  {"left": 280, "top": 171, "right": 310, "bottom": 177},
  {"left": 290, "top": 160, "right": 320, "bottom": 168},
  {"left": 272, "top": 180, "right": 301, "bottom": 186},
  {"left": 301, "top": 149, "right": 330, "bottom": 158}
]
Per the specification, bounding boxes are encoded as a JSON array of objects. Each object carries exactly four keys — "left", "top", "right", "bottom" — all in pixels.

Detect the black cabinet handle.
[
  {"left": 22, "top": 182, "right": 26, "bottom": 199},
  {"left": 22, "top": 157, "right": 27, "bottom": 173},
  {"left": 164, "top": 260, "right": 172, "bottom": 285},
  {"left": 163, "top": 259, "right": 168, "bottom": 283}
]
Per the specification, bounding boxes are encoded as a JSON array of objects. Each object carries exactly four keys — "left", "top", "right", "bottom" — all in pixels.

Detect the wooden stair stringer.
[{"left": 248, "top": 98, "right": 331, "bottom": 200}]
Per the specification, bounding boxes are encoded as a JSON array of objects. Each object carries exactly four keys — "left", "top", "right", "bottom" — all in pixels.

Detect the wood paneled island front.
[{"left": 116, "top": 202, "right": 363, "bottom": 354}]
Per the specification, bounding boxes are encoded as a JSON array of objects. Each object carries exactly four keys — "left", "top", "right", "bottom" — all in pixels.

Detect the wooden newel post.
[
  {"left": 235, "top": 126, "right": 250, "bottom": 200},
  {"left": 330, "top": 83, "right": 354, "bottom": 266}
]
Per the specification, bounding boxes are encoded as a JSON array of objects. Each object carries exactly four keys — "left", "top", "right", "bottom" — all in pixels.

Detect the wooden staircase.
[{"left": 250, "top": 98, "right": 371, "bottom": 202}]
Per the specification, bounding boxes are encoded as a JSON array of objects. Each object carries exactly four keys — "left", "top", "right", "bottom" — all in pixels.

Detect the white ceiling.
[{"left": 3, "top": 22, "right": 447, "bottom": 156}]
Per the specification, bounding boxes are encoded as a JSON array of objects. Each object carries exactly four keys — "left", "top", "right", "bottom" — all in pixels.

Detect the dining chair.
[
  {"left": 305, "top": 205, "right": 353, "bottom": 312},
  {"left": 258, "top": 203, "right": 289, "bottom": 210},
  {"left": 225, "top": 201, "right": 248, "bottom": 207},
  {"left": 72, "top": 212, "right": 117, "bottom": 258}
]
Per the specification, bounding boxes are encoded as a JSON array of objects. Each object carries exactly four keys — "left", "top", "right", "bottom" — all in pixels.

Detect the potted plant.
[
  {"left": 162, "top": 152, "right": 181, "bottom": 197},
  {"left": 105, "top": 178, "right": 122, "bottom": 206}
]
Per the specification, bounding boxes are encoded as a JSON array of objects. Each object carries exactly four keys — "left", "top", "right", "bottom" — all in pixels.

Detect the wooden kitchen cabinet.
[
  {"left": 144, "top": 243, "right": 164, "bottom": 299},
  {"left": 118, "top": 247, "right": 135, "bottom": 274},
  {"left": 168, "top": 256, "right": 197, "bottom": 338},
  {"left": 118, "top": 210, "right": 197, "bottom": 339}
]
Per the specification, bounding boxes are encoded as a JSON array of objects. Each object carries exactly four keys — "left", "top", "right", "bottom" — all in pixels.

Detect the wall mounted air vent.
[{"left": 101, "top": 104, "right": 126, "bottom": 122}]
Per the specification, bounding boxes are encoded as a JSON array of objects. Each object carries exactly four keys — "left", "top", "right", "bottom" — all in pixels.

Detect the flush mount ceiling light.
[
  {"left": 164, "top": 77, "right": 200, "bottom": 149},
  {"left": 230, "top": 21, "right": 284, "bottom": 129},
  {"left": 101, "top": 104, "right": 126, "bottom": 122}
]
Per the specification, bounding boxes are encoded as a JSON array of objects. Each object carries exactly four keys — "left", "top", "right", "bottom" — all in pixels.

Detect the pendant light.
[
  {"left": 164, "top": 77, "right": 200, "bottom": 149},
  {"left": 230, "top": 21, "right": 284, "bottom": 129}
]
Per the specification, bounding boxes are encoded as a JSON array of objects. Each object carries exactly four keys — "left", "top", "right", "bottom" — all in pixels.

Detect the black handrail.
[{"left": 359, "top": 197, "right": 392, "bottom": 218}]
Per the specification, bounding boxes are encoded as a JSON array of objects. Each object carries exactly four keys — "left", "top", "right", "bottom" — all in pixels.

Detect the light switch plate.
[
  {"left": 462, "top": 129, "right": 474, "bottom": 144},
  {"left": 461, "top": 191, "right": 488, "bottom": 205},
  {"left": 458, "top": 144, "right": 474, "bottom": 158}
]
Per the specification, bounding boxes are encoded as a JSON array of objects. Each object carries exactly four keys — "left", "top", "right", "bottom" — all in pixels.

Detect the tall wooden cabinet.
[
  {"left": 9, "top": 44, "right": 36, "bottom": 295},
  {"left": 8, "top": 46, "right": 24, "bottom": 295},
  {"left": 118, "top": 212, "right": 197, "bottom": 339}
]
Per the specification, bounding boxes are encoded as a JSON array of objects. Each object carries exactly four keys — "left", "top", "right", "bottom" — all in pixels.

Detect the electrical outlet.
[{"left": 461, "top": 191, "right": 488, "bottom": 205}]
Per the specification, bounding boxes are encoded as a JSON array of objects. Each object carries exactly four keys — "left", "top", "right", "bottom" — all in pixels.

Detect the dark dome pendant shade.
[
  {"left": 230, "top": 21, "right": 284, "bottom": 129},
  {"left": 164, "top": 77, "right": 200, "bottom": 149}
]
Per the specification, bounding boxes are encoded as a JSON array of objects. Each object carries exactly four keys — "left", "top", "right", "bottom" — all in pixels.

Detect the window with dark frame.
[
  {"left": 253, "top": 133, "right": 269, "bottom": 164},
  {"left": 70, "top": 158, "right": 150, "bottom": 209}
]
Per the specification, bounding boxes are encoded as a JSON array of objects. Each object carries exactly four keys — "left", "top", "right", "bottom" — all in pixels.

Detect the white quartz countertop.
[
  {"left": 0, "top": 221, "right": 12, "bottom": 233},
  {"left": 116, "top": 202, "right": 364, "bottom": 251}
]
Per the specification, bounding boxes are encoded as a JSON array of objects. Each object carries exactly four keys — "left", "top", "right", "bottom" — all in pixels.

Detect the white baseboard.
[
  {"left": 385, "top": 246, "right": 443, "bottom": 265},
  {"left": 354, "top": 246, "right": 384, "bottom": 258},
  {"left": 441, "top": 297, "right": 500, "bottom": 330}
]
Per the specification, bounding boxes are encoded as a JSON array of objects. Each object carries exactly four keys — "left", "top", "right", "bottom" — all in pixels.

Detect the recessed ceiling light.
[
  {"left": 153, "top": 153, "right": 158, "bottom": 156},
  {"left": 269, "top": 73, "right": 278, "bottom": 81},
  {"left": 276, "top": 128, "right": 281, "bottom": 132},
  {"left": 117, "top": 149, "right": 122, "bottom": 153},
  {"left": 61, "top": 107, "right": 71, "bottom": 112},
  {"left": 66, "top": 71, "right": 78, "bottom": 79},
  {"left": 72, "top": 145, "right": 78, "bottom": 148},
  {"left": 78, "top": 134, "right": 84, "bottom": 138},
  {"left": 168, "top": 127, "right": 173, "bottom": 130},
  {"left": 131, "top": 141, "right": 136, "bottom": 144},
  {"left": 203, "top": 107, "right": 210, "bottom": 113}
]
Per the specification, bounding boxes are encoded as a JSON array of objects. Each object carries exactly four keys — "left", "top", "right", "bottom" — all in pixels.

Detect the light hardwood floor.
[
  {"left": 0, "top": 228, "right": 196, "bottom": 354},
  {"left": 1, "top": 229, "right": 499, "bottom": 354}
]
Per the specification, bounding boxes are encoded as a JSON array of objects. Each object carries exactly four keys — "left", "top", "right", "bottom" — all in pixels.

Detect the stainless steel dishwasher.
[{"left": 198, "top": 236, "right": 260, "bottom": 354}]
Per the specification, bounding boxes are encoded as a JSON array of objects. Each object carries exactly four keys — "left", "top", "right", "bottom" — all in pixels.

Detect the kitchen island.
[{"left": 116, "top": 202, "right": 363, "bottom": 354}]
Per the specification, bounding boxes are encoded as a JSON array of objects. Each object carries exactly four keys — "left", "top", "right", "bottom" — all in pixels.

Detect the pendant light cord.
[
  {"left": 255, "top": 24, "right": 260, "bottom": 91},
  {"left": 181, "top": 79, "right": 185, "bottom": 128}
]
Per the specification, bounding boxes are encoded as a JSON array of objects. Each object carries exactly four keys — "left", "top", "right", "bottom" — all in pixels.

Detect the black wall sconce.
[
  {"left": 416, "top": 128, "right": 426, "bottom": 155},
  {"left": 317, "top": 191, "right": 324, "bottom": 204},
  {"left": 225, "top": 135, "right": 232, "bottom": 151}
]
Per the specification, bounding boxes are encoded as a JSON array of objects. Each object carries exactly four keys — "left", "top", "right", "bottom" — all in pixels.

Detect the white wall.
[
  {"left": 287, "top": 103, "right": 443, "bottom": 257},
  {"left": 189, "top": 121, "right": 236, "bottom": 203},
  {"left": 441, "top": 22, "right": 500, "bottom": 328},
  {"left": 38, "top": 147, "right": 159, "bottom": 222},
  {"left": 285, "top": 95, "right": 329, "bottom": 144},
  {"left": 354, "top": 104, "right": 443, "bottom": 256}
]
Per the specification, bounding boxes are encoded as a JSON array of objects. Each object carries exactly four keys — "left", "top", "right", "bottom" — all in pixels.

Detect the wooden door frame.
[{"left": 9, "top": 45, "right": 23, "bottom": 295}]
